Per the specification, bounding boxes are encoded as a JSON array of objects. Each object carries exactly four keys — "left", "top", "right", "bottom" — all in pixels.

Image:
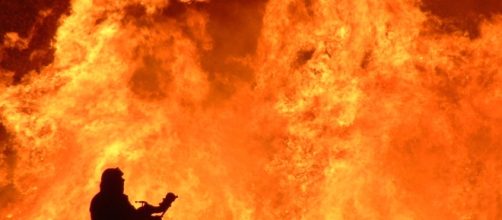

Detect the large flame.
[{"left": 1, "top": 0, "right": 502, "bottom": 219}]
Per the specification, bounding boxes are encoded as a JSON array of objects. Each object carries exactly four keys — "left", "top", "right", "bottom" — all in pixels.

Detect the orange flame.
[{"left": 1, "top": 0, "right": 502, "bottom": 219}]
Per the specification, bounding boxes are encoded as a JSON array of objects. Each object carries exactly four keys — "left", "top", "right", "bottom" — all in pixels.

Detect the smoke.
[
  {"left": 420, "top": 0, "right": 502, "bottom": 38},
  {"left": 1, "top": 0, "right": 271, "bottom": 219},
  {"left": 0, "top": 0, "right": 71, "bottom": 83},
  {"left": 1, "top": 0, "right": 502, "bottom": 219}
]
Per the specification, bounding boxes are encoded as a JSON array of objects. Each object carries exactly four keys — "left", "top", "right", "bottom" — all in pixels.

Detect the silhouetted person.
[{"left": 90, "top": 168, "right": 177, "bottom": 220}]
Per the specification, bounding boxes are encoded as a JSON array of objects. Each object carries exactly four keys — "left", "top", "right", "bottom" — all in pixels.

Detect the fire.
[{"left": 1, "top": 0, "right": 502, "bottom": 219}]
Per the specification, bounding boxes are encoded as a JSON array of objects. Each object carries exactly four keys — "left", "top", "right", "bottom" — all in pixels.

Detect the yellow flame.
[{"left": 1, "top": 0, "right": 502, "bottom": 219}]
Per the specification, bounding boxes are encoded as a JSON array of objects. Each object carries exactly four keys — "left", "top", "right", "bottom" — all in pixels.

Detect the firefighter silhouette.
[{"left": 90, "top": 168, "right": 177, "bottom": 220}]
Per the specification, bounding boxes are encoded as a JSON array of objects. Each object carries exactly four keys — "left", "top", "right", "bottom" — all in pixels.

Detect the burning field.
[{"left": 1, "top": 0, "right": 502, "bottom": 219}]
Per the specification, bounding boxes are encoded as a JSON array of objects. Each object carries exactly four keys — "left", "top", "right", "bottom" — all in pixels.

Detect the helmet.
[{"left": 100, "top": 167, "right": 124, "bottom": 194}]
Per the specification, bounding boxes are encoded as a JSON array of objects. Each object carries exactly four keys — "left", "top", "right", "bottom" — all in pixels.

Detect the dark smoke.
[
  {"left": 0, "top": 0, "right": 71, "bottom": 84},
  {"left": 199, "top": 0, "right": 267, "bottom": 100},
  {"left": 122, "top": 0, "right": 268, "bottom": 101},
  {"left": 420, "top": 0, "right": 502, "bottom": 38},
  {"left": 162, "top": 0, "right": 268, "bottom": 100}
]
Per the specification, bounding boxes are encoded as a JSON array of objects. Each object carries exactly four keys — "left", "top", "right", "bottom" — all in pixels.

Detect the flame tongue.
[{"left": 1, "top": 0, "right": 502, "bottom": 219}]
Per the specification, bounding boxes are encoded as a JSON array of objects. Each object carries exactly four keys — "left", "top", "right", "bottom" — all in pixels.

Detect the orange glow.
[{"left": 1, "top": 0, "right": 502, "bottom": 219}]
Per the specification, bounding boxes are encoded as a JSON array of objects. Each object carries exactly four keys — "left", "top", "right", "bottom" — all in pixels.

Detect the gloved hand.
[{"left": 159, "top": 192, "right": 178, "bottom": 212}]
